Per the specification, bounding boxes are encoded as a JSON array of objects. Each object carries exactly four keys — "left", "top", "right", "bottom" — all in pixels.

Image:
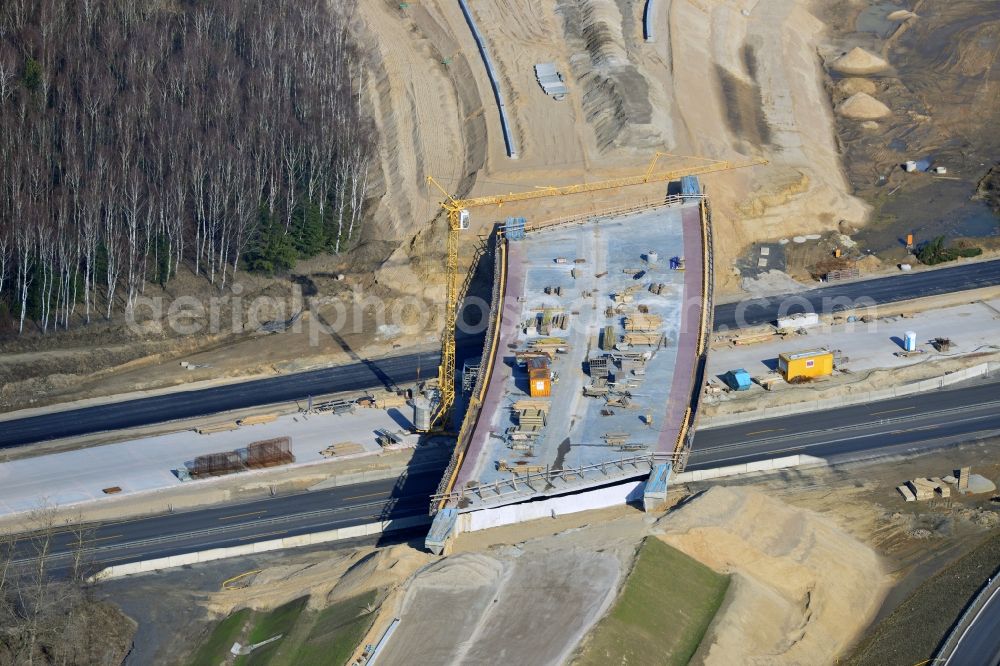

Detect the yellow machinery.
[{"left": 423, "top": 153, "right": 767, "bottom": 431}]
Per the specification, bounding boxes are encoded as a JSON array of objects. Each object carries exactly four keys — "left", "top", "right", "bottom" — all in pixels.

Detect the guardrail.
[
  {"left": 643, "top": 0, "right": 657, "bottom": 41},
  {"left": 430, "top": 452, "right": 685, "bottom": 507},
  {"left": 935, "top": 566, "right": 1000, "bottom": 664},
  {"left": 524, "top": 193, "right": 701, "bottom": 236},
  {"left": 457, "top": 0, "right": 517, "bottom": 158}
]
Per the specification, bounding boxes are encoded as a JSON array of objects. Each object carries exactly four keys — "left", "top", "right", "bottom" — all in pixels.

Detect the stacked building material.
[
  {"left": 623, "top": 332, "right": 664, "bottom": 346},
  {"left": 624, "top": 314, "right": 662, "bottom": 331},
  {"left": 516, "top": 408, "right": 547, "bottom": 430},
  {"left": 529, "top": 337, "right": 568, "bottom": 354},
  {"left": 534, "top": 63, "right": 567, "bottom": 98},
  {"left": 601, "top": 325, "right": 616, "bottom": 351}
]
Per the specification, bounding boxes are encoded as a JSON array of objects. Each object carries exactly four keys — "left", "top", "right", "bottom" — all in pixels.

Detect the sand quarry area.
[
  {"left": 128, "top": 439, "right": 1000, "bottom": 665},
  {"left": 360, "top": 0, "right": 869, "bottom": 297}
]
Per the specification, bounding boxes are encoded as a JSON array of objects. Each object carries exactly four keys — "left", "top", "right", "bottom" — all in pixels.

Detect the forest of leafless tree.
[{"left": 0, "top": 0, "right": 375, "bottom": 335}]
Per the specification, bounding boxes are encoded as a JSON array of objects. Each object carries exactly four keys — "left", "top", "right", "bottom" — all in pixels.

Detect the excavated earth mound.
[
  {"left": 838, "top": 92, "right": 892, "bottom": 119},
  {"left": 832, "top": 47, "right": 889, "bottom": 75},
  {"left": 657, "top": 485, "right": 889, "bottom": 665},
  {"left": 837, "top": 77, "right": 878, "bottom": 95}
]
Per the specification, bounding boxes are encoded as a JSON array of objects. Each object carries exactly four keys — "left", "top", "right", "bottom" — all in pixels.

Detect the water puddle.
[{"left": 855, "top": 1, "right": 900, "bottom": 38}]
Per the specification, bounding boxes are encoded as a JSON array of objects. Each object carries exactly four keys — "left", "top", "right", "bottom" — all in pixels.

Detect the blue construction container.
[
  {"left": 680, "top": 175, "right": 701, "bottom": 201},
  {"left": 504, "top": 216, "right": 526, "bottom": 241},
  {"left": 722, "top": 368, "right": 752, "bottom": 391}
]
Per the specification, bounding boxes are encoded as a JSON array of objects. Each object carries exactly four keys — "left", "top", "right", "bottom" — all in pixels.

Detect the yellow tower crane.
[{"left": 423, "top": 153, "right": 767, "bottom": 431}]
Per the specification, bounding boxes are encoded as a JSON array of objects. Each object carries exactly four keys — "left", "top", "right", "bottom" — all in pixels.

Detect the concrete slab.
[
  {"left": 708, "top": 299, "right": 1000, "bottom": 385},
  {"left": 0, "top": 408, "right": 416, "bottom": 516},
  {"left": 449, "top": 203, "right": 705, "bottom": 509}
]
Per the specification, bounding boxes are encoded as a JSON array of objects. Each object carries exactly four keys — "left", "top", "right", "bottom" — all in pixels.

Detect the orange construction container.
[{"left": 528, "top": 357, "right": 552, "bottom": 397}]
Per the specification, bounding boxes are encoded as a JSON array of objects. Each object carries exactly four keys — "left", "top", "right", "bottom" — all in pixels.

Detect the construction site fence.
[
  {"left": 432, "top": 233, "right": 506, "bottom": 510},
  {"left": 431, "top": 452, "right": 684, "bottom": 508},
  {"left": 457, "top": 0, "right": 517, "bottom": 158}
]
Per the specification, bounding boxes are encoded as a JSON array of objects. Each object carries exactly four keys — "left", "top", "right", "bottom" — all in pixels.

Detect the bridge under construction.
[{"left": 425, "top": 185, "right": 715, "bottom": 549}]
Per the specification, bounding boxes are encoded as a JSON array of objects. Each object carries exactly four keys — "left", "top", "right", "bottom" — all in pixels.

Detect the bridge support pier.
[
  {"left": 424, "top": 508, "right": 458, "bottom": 555},
  {"left": 642, "top": 463, "right": 672, "bottom": 512}
]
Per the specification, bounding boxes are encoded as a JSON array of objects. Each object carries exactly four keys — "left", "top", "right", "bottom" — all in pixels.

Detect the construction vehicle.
[{"left": 423, "top": 153, "right": 767, "bottom": 432}]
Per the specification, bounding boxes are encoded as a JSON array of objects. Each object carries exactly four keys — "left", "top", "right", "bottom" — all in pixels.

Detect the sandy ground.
[
  {"left": 660, "top": 485, "right": 889, "bottom": 665},
  {"left": 376, "top": 543, "right": 623, "bottom": 666},
  {"left": 344, "top": 0, "right": 878, "bottom": 305}
]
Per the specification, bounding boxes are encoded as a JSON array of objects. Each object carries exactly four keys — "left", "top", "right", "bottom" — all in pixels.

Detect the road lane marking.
[
  {"left": 238, "top": 530, "right": 286, "bottom": 541},
  {"left": 218, "top": 510, "right": 267, "bottom": 521},
  {"left": 344, "top": 491, "right": 387, "bottom": 501},
  {"left": 870, "top": 406, "right": 915, "bottom": 416},
  {"left": 745, "top": 428, "right": 785, "bottom": 436},
  {"left": 91, "top": 534, "right": 124, "bottom": 543}
]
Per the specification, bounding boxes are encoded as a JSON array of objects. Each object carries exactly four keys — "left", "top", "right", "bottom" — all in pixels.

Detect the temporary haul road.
[
  {"left": 4, "top": 259, "right": 1000, "bottom": 448},
  {"left": 14, "top": 379, "right": 1000, "bottom": 573}
]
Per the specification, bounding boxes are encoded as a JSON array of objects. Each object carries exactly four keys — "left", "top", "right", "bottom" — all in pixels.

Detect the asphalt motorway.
[
  {"left": 689, "top": 377, "right": 1000, "bottom": 469},
  {"left": 9, "top": 470, "right": 443, "bottom": 576},
  {"left": 945, "top": 583, "right": 1000, "bottom": 666},
  {"left": 4, "top": 259, "right": 1000, "bottom": 448},
  {"left": 11, "top": 379, "right": 999, "bottom": 575},
  {"left": 0, "top": 336, "right": 481, "bottom": 448},
  {"left": 713, "top": 258, "right": 1000, "bottom": 331}
]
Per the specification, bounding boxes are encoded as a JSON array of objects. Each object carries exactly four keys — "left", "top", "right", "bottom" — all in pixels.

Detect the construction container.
[
  {"left": 646, "top": 250, "right": 658, "bottom": 264},
  {"left": 904, "top": 331, "right": 917, "bottom": 352},
  {"left": 528, "top": 357, "right": 551, "bottom": 397},
  {"left": 777, "top": 349, "right": 833, "bottom": 381},
  {"left": 722, "top": 369, "right": 752, "bottom": 391},
  {"left": 680, "top": 175, "right": 701, "bottom": 200}
]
